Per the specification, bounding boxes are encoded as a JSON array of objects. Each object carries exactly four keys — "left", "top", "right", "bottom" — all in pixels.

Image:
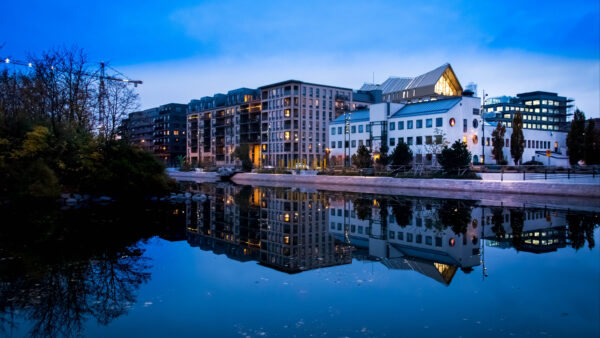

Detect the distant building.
[
  {"left": 483, "top": 91, "right": 573, "bottom": 132},
  {"left": 122, "top": 107, "right": 159, "bottom": 153},
  {"left": 122, "top": 103, "right": 187, "bottom": 166},
  {"left": 152, "top": 103, "right": 188, "bottom": 167}
]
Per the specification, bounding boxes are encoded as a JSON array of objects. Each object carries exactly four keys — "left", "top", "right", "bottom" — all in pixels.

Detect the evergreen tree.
[
  {"left": 390, "top": 139, "right": 413, "bottom": 166},
  {"left": 583, "top": 119, "right": 599, "bottom": 165},
  {"left": 234, "top": 144, "right": 253, "bottom": 172},
  {"left": 352, "top": 144, "right": 372, "bottom": 168},
  {"left": 510, "top": 112, "right": 525, "bottom": 165},
  {"left": 437, "top": 140, "right": 472, "bottom": 175},
  {"left": 376, "top": 143, "right": 390, "bottom": 166},
  {"left": 567, "top": 109, "right": 586, "bottom": 165},
  {"left": 491, "top": 122, "right": 506, "bottom": 164}
]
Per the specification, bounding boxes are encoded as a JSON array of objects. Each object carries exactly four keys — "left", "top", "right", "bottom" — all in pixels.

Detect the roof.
[
  {"left": 360, "top": 63, "right": 453, "bottom": 94},
  {"left": 259, "top": 79, "right": 352, "bottom": 91},
  {"left": 330, "top": 109, "right": 370, "bottom": 125},
  {"left": 390, "top": 97, "right": 462, "bottom": 118}
]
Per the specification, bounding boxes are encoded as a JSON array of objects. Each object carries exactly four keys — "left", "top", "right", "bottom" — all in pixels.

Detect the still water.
[{"left": 1, "top": 183, "right": 599, "bottom": 337}]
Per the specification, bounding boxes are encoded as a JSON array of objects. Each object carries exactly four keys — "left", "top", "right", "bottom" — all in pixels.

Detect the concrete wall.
[{"left": 232, "top": 173, "right": 600, "bottom": 198}]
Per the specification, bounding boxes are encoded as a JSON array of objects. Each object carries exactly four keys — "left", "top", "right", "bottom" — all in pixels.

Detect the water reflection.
[
  {"left": 0, "top": 202, "right": 184, "bottom": 337},
  {"left": 184, "top": 183, "right": 598, "bottom": 285},
  {"left": 186, "top": 185, "right": 353, "bottom": 273}
]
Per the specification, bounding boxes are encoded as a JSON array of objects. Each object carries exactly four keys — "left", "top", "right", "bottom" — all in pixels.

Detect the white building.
[
  {"left": 329, "top": 96, "right": 484, "bottom": 165},
  {"left": 329, "top": 96, "right": 569, "bottom": 167}
]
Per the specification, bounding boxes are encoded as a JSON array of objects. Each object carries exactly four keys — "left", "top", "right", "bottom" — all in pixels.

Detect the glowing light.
[
  {"left": 449, "top": 118, "right": 456, "bottom": 127},
  {"left": 449, "top": 238, "right": 455, "bottom": 247}
]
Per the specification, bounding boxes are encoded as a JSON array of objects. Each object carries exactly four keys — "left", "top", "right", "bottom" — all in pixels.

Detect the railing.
[{"left": 474, "top": 165, "right": 599, "bottom": 182}]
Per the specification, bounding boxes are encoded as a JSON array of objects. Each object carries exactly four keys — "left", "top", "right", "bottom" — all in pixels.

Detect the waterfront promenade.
[{"left": 231, "top": 173, "right": 600, "bottom": 199}]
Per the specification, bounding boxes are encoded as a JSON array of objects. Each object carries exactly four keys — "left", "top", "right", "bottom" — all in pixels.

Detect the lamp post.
[
  {"left": 344, "top": 109, "right": 352, "bottom": 167},
  {"left": 481, "top": 90, "right": 489, "bottom": 165}
]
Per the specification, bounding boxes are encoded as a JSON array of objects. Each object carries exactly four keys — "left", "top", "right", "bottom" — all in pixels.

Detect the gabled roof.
[
  {"left": 360, "top": 63, "right": 461, "bottom": 94},
  {"left": 390, "top": 97, "right": 462, "bottom": 118},
  {"left": 330, "top": 109, "right": 370, "bottom": 125}
]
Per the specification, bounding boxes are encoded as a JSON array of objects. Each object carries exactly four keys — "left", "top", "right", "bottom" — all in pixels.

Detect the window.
[
  {"left": 426, "top": 236, "right": 432, "bottom": 245},
  {"left": 436, "top": 117, "right": 443, "bottom": 127},
  {"left": 473, "top": 108, "right": 480, "bottom": 115},
  {"left": 416, "top": 136, "right": 423, "bottom": 145},
  {"left": 398, "top": 137, "right": 404, "bottom": 144},
  {"left": 398, "top": 121, "right": 404, "bottom": 130},
  {"left": 425, "top": 136, "right": 432, "bottom": 145},
  {"left": 463, "top": 119, "right": 467, "bottom": 132},
  {"left": 416, "top": 120, "right": 423, "bottom": 128},
  {"left": 338, "top": 141, "right": 342, "bottom": 148},
  {"left": 338, "top": 127, "right": 342, "bottom": 134},
  {"left": 435, "top": 135, "right": 442, "bottom": 144},
  {"left": 358, "top": 125, "right": 364, "bottom": 133},
  {"left": 390, "top": 138, "right": 396, "bottom": 146},
  {"left": 389, "top": 122, "right": 395, "bottom": 130},
  {"left": 435, "top": 237, "right": 442, "bottom": 247},
  {"left": 416, "top": 234, "right": 422, "bottom": 244},
  {"left": 366, "top": 125, "right": 371, "bottom": 132},
  {"left": 331, "top": 127, "right": 336, "bottom": 135},
  {"left": 351, "top": 125, "right": 356, "bottom": 133},
  {"left": 407, "top": 137, "right": 413, "bottom": 145},
  {"left": 473, "top": 119, "right": 479, "bottom": 128},
  {"left": 426, "top": 119, "right": 432, "bottom": 128},
  {"left": 351, "top": 140, "right": 356, "bottom": 147},
  {"left": 407, "top": 233, "right": 413, "bottom": 242},
  {"left": 407, "top": 121, "right": 413, "bottom": 129},
  {"left": 331, "top": 141, "right": 335, "bottom": 148},
  {"left": 398, "top": 232, "right": 404, "bottom": 240},
  {"left": 389, "top": 231, "right": 395, "bottom": 239}
]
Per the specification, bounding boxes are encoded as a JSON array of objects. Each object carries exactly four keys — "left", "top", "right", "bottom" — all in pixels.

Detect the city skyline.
[{"left": 1, "top": 0, "right": 599, "bottom": 116}]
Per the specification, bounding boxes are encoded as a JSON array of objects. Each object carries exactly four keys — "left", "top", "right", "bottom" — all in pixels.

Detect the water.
[{"left": 1, "top": 183, "right": 599, "bottom": 337}]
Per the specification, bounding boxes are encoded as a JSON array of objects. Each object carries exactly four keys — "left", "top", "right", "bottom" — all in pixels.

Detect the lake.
[{"left": 1, "top": 183, "right": 598, "bottom": 337}]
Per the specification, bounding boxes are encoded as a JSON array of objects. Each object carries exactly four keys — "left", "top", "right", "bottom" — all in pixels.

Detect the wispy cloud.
[{"left": 125, "top": 49, "right": 599, "bottom": 116}]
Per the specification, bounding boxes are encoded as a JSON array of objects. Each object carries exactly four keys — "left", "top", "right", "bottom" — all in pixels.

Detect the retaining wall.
[{"left": 232, "top": 173, "right": 600, "bottom": 198}]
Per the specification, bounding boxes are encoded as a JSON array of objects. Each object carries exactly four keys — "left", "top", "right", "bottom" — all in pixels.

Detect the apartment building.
[
  {"left": 258, "top": 80, "right": 358, "bottom": 169},
  {"left": 187, "top": 88, "right": 262, "bottom": 167},
  {"left": 152, "top": 103, "right": 188, "bottom": 166},
  {"left": 121, "top": 107, "right": 159, "bottom": 153}
]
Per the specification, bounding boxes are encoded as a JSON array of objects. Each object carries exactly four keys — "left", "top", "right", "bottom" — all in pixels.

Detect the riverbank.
[{"left": 232, "top": 173, "right": 600, "bottom": 200}]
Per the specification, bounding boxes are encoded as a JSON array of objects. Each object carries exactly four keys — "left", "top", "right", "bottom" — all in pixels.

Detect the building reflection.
[
  {"left": 184, "top": 185, "right": 597, "bottom": 283},
  {"left": 185, "top": 184, "right": 354, "bottom": 273}
]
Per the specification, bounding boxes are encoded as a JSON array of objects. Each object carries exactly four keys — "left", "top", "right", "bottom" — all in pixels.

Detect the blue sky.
[{"left": 1, "top": 0, "right": 599, "bottom": 115}]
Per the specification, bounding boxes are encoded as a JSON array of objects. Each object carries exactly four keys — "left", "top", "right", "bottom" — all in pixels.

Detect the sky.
[{"left": 1, "top": 0, "right": 599, "bottom": 116}]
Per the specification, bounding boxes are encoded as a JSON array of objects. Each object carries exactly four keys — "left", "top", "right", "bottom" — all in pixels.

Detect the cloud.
[{"left": 123, "top": 48, "right": 599, "bottom": 117}]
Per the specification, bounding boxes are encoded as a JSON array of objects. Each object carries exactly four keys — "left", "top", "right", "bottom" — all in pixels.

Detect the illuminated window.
[
  {"left": 472, "top": 135, "right": 478, "bottom": 144},
  {"left": 449, "top": 118, "right": 455, "bottom": 127},
  {"left": 173, "top": 131, "right": 179, "bottom": 135},
  {"left": 285, "top": 131, "right": 290, "bottom": 140}
]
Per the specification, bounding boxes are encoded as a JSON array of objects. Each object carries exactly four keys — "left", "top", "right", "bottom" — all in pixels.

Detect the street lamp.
[{"left": 481, "top": 90, "right": 489, "bottom": 164}]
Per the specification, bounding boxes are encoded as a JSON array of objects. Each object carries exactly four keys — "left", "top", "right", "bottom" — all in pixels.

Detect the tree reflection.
[
  {"left": 437, "top": 199, "right": 477, "bottom": 235},
  {"left": 353, "top": 197, "right": 372, "bottom": 221},
  {"left": 0, "top": 201, "right": 179, "bottom": 337},
  {"left": 566, "top": 212, "right": 597, "bottom": 250},
  {"left": 390, "top": 198, "right": 413, "bottom": 227},
  {"left": 509, "top": 208, "right": 525, "bottom": 249},
  {"left": 491, "top": 207, "right": 506, "bottom": 240}
]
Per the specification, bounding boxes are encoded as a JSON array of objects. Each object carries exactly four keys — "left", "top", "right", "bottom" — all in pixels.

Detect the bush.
[
  {"left": 437, "top": 140, "right": 472, "bottom": 175},
  {"left": 523, "top": 160, "right": 543, "bottom": 166}
]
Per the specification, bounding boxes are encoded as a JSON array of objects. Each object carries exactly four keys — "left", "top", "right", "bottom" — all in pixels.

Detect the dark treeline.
[{"left": 0, "top": 47, "right": 173, "bottom": 199}]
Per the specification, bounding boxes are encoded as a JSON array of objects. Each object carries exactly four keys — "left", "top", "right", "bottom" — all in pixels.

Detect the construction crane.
[{"left": 1, "top": 56, "right": 142, "bottom": 86}]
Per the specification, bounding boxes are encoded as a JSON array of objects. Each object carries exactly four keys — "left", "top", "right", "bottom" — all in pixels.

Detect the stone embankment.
[{"left": 232, "top": 173, "right": 600, "bottom": 198}]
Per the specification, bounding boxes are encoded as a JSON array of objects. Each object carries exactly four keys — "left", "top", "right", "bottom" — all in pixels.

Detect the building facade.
[
  {"left": 258, "top": 80, "right": 354, "bottom": 169},
  {"left": 187, "top": 88, "right": 262, "bottom": 168},
  {"left": 329, "top": 96, "right": 485, "bottom": 165},
  {"left": 153, "top": 103, "right": 188, "bottom": 167},
  {"left": 483, "top": 91, "right": 573, "bottom": 132},
  {"left": 123, "top": 103, "right": 187, "bottom": 166}
]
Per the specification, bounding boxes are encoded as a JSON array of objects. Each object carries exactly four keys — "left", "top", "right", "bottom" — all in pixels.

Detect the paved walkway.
[{"left": 479, "top": 172, "right": 600, "bottom": 184}]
